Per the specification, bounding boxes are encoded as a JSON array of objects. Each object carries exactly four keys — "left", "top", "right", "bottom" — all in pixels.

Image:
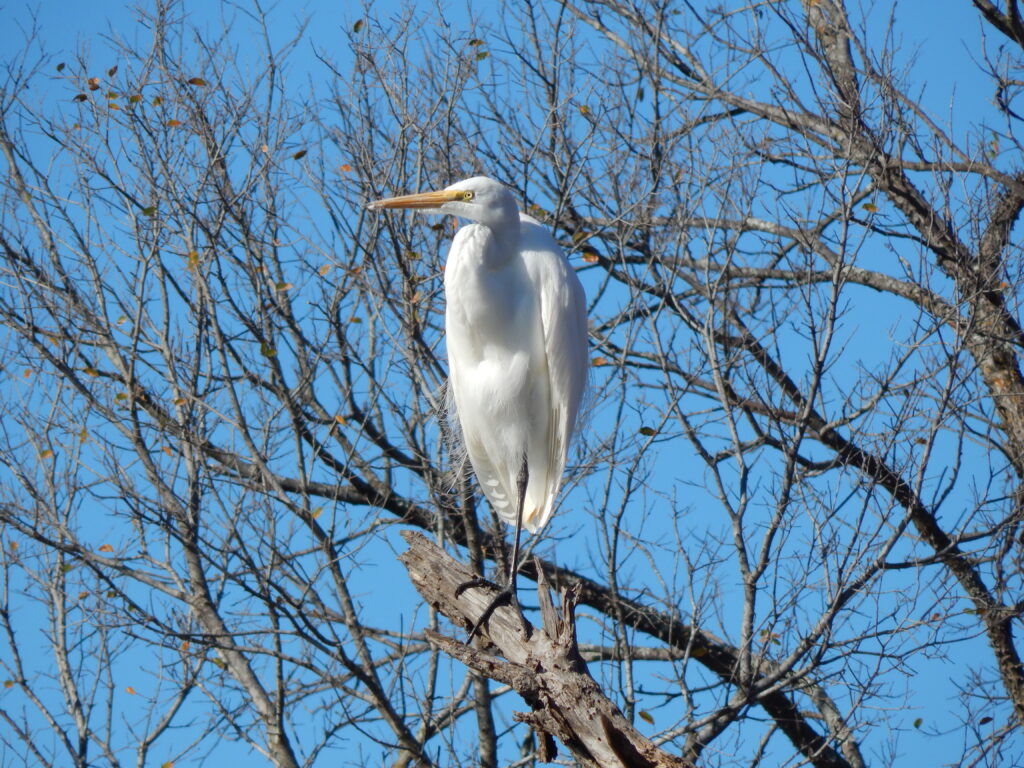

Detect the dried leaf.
[
  {"left": 862, "top": 202, "right": 878, "bottom": 213},
  {"left": 581, "top": 250, "right": 599, "bottom": 264},
  {"left": 340, "top": 163, "right": 352, "bottom": 172},
  {"left": 475, "top": 51, "right": 489, "bottom": 61},
  {"left": 275, "top": 281, "right": 293, "bottom": 292},
  {"left": 107, "top": 65, "right": 118, "bottom": 77},
  {"left": 186, "top": 77, "right": 207, "bottom": 86},
  {"left": 312, "top": 507, "right": 323, "bottom": 519},
  {"left": 979, "top": 716, "right": 993, "bottom": 725},
  {"left": 165, "top": 119, "right": 182, "bottom": 127},
  {"left": 73, "top": 93, "right": 88, "bottom": 102},
  {"left": 129, "top": 94, "right": 142, "bottom": 104},
  {"left": 913, "top": 717, "right": 923, "bottom": 729},
  {"left": 141, "top": 205, "right": 157, "bottom": 216},
  {"left": 579, "top": 105, "right": 590, "bottom": 116},
  {"left": 318, "top": 264, "right": 332, "bottom": 276},
  {"left": 2, "top": 680, "right": 13, "bottom": 689},
  {"left": 468, "top": 38, "right": 484, "bottom": 46},
  {"left": 162, "top": 446, "right": 174, "bottom": 457},
  {"left": 126, "top": 686, "right": 137, "bottom": 695},
  {"left": 98, "top": 544, "right": 114, "bottom": 553},
  {"left": 83, "top": 366, "right": 100, "bottom": 377},
  {"left": 152, "top": 95, "right": 163, "bottom": 106},
  {"left": 39, "top": 448, "right": 54, "bottom": 459},
  {"left": 638, "top": 710, "right": 654, "bottom": 724},
  {"left": 56, "top": 62, "right": 66, "bottom": 72},
  {"left": 292, "top": 149, "right": 307, "bottom": 160},
  {"left": 353, "top": 19, "right": 364, "bottom": 32},
  {"left": 638, "top": 426, "right": 658, "bottom": 437},
  {"left": 87, "top": 77, "right": 100, "bottom": 90},
  {"left": 591, "top": 356, "right": 609, "bottom": 367},
  {"left": 260, "top": 343, "right": 277, "bottom": 358}
]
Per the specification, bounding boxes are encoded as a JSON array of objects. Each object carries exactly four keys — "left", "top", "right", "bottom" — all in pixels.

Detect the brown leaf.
[
  {"left": 186, "top": 77, "right": 207, "bottom": 86},
  {"left": 107, "top": 65, "right": 118, "bottom": 77},
  {"left": 98, "top": 544, "right": 114, "bottom": 553},
  {"left": 87, "top": 77, "right": 100, "bottom": 90}
]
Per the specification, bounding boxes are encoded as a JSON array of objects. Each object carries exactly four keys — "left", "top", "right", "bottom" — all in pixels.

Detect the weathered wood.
[{"left": 398, "top": 530, "right": 692, "bottom": 768}]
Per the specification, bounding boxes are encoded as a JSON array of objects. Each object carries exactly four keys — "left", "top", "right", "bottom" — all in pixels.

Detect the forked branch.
[{"left": 399, "top": 531, "right": 692, "bottom": 768}]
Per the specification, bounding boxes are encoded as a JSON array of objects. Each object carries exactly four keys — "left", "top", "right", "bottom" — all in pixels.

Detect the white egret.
[{"left": 368, "top": 176, "right": 588, "bottom": 619}]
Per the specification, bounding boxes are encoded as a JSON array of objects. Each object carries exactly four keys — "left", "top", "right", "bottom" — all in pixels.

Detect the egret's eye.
[{"left": 462, "top": 190, "right": 475, "bottom": 201}]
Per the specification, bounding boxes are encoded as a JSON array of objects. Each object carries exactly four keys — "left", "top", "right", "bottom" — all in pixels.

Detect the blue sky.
[{"left": 0, "top": 1, "right": 1015, "bottom": 766}]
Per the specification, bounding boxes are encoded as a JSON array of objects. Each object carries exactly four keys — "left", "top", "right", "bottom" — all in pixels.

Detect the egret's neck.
[{"left": 456, "top": 220, "right": 520, "bottom": 272}]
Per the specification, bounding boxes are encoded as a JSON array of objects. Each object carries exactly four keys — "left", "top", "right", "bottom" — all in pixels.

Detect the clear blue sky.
[{"left": 0, "top": 1, "right": 1007, "bottom": 766}]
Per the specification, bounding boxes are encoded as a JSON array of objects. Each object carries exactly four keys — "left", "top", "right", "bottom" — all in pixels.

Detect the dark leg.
[
  {"left": 461, "top": 456, "right": 529, "bottom": 641},
  {"left": 505, "top": 455, "right": 529, "bottom": 611}
]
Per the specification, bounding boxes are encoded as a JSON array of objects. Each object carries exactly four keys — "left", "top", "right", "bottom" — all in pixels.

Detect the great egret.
[{"left": 368, "top": 176, "right": 588, "bottom": 618}]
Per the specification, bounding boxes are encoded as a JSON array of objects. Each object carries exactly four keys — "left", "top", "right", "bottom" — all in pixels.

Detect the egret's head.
[{"left": 367, "top": 176, "right": 518, "bottom": 230}]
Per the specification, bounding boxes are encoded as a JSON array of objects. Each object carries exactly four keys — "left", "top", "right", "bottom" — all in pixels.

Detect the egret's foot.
[
  {"left": 454, "top": 576, "right": 492, "bottom": 598},
  {"left": 455, "top": 578, "right": 528, "bottom": 642}
]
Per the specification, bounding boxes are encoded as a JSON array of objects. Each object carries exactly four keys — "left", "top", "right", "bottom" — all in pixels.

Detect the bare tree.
[{"left": 1, "top": 0, "right": 1022, "bottom": 766}]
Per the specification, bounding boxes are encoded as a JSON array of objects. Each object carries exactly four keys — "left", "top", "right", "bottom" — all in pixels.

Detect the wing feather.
[{"left": 518, "top": 214, "right": 588, "bottom": 531}]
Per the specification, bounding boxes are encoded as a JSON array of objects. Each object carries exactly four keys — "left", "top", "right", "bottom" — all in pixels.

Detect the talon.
[{"left": 455, "top": 576, "right": 492, "bottom": 598}]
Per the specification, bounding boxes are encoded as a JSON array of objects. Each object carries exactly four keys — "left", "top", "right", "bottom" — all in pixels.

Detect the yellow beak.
[{"left": 366, "top": 188, "right": 463, "bottom": 210}]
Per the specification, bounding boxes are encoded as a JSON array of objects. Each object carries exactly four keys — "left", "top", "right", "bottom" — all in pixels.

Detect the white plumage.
[{"left": 369, "top": 176, "right": 587, "bottom": 534}]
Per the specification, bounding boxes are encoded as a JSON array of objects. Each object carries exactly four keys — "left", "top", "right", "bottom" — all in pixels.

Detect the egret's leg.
[
  {"left": 462, "top": 456, "right": 530, "bottom": 641},
  {"left": 505, "top": 454, "right": 530, "bottom": 609}
]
